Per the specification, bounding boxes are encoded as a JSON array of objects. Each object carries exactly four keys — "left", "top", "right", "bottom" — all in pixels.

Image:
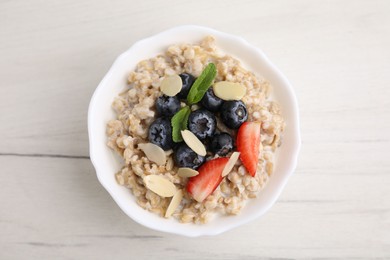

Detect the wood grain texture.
[{"left": 1, "top": 0, "right": 389, "bottom": 259}]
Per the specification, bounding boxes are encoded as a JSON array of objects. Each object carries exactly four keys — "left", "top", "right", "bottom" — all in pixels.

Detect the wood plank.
[{"left": 0, "top": 156, "right": 389, "bottom": 259}]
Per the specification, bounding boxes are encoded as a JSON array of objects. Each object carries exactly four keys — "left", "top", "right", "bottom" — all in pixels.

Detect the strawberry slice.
[
  {"left": 236, "top": 121, "right": 261, "bottom": 177},
  {"left": 187, "top": 157, "right": 229, "bottom": 203}
]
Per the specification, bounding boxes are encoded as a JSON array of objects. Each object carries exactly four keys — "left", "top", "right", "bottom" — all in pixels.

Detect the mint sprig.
[
  {"left": 170, "top": 63, "right": 217, "bottom": 142},
  {"left": 171, "top": 106, "right": 191, "bottom": 142},
  {"left": 186, "top": 63, "right": 217, "bottom": 105}
]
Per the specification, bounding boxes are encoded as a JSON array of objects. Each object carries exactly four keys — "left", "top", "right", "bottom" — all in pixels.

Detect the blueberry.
[
  {"left": 178, "top": 73, "right": 195, "bottom": 99},
  {"left": 220, "top": 100, "right": 248, "bottom": 129},
  {"left": 174, "top": 143, "right": 205, "bottom": 169},
  {"left": 200, "top": 88, "right": 223, "bottom": 112},
  {"left": 188, "top": 109, "right": 216, "bottom": 140},
  {"left": 209, "top": 132, "right": 233, "bottom": 156},
  {"left": 155, "top": 95, "right": 181, "bottom": 117},
  {"left": 148, "top": 117, "right": 174, "bottom": 150}
]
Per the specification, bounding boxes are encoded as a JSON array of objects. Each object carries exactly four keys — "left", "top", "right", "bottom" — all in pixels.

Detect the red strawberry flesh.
[
  {"left": 236, "top": 122, "right": 261, "bottom": 177},
  {"left": 186, "top": 157, "right": 229, "bottom": 202}
]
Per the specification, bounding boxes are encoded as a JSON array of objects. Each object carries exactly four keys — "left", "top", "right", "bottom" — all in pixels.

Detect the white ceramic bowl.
[{"left": 88, "top": 25, "right": 301, "bottom": 237}]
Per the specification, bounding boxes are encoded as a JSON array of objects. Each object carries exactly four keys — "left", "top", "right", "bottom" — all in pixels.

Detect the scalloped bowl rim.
[{"left": 88, "top": 25, "right": 301, "bottom": 237}]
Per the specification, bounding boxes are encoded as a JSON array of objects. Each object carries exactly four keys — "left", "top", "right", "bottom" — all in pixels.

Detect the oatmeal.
[{"left": 106, "top": 36, "right": 285, "bottom": 224}]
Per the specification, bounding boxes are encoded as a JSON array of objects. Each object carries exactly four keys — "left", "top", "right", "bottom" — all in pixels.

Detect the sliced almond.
[
  {"left": 160, "top": 74, "right": 182, "bottom": 96},
  {"left": 143, "top": 175, "right": 177, "bottom": 197},
  {"left": 213, "top": 81, "right": 246, "bottom": 100},
  {"left": 222, "top": 152, "right": 241, "bottom": 177},
  {"left": 181, "top": 130, "right": 206, "bottom": 156},
  {"left": 177, "top": 167, "right": 199, "bottom": 178},
  {"left": 138, "top": 143, "right": 166, "bottom": 166},
  {"left": 165, "top": 189, "right": 184, "bottom": 218}
]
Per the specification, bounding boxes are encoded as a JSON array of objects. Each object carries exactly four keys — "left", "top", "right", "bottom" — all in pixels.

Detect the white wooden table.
[{"left": 1, "top": 1, "right": 389, "bottom": 259}]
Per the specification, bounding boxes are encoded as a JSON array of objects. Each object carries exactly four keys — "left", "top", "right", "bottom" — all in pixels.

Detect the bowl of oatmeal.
[{"left": 88, "top": 25, "right": 300, "bottom": 237}]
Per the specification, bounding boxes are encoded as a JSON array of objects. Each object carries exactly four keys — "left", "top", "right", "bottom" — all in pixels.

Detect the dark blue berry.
[
  {"left": 220, "top": 100, "right": 248, "bottom": 129},
  {"left": 178, "top": 73, "right": 195, "bottom": 99},
  {"left": 174, "top": 143, "right": 205, "bottom": 169},
  {"left": 200, "top": 88, "right": 223, "bottom": 112},
  {"left": 188, "top": 109, "right": 216, "bottom": 140},
  {"left": 155, "top": 95, "right": 180, "bottom": 117},
  {"left": 148, "top": 118, "right": 174, "bottom": 150},
  {"left": 209, "top": 132, "right": 233, "bottom": 156}
]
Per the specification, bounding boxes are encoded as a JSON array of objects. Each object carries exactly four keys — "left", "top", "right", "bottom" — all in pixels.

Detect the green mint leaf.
[
  {"left": 171, "top": 106, "right": 191, "bottom": 142},
  {"left": 187, "top": 63, "right": 217, "bottom": 105}
]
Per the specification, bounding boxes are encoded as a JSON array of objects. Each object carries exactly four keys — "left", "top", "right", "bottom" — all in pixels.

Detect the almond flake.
[
  {"left": 222, "top": 152, "right": 241, "bottom": 177},
  {"left": 165, "top": 189, "right": 184, "bottom": 218},
  {"left": 213, "top": 81, "right": 246, "bottom": 100},
  {"left": 181, "top": 130, "right": 206, "bottom": 156},
  {"left": 138, "top": 143, "right": 166, "bottom": 165},
  {"left": 177, "top": 167, "right": 199, "bottom": 178},
  {"left": 160, "top": 74, "right": 182, "bottom": 96},
  {"left": 143, "top": 175, "right": 177, "bottom": 197}
]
